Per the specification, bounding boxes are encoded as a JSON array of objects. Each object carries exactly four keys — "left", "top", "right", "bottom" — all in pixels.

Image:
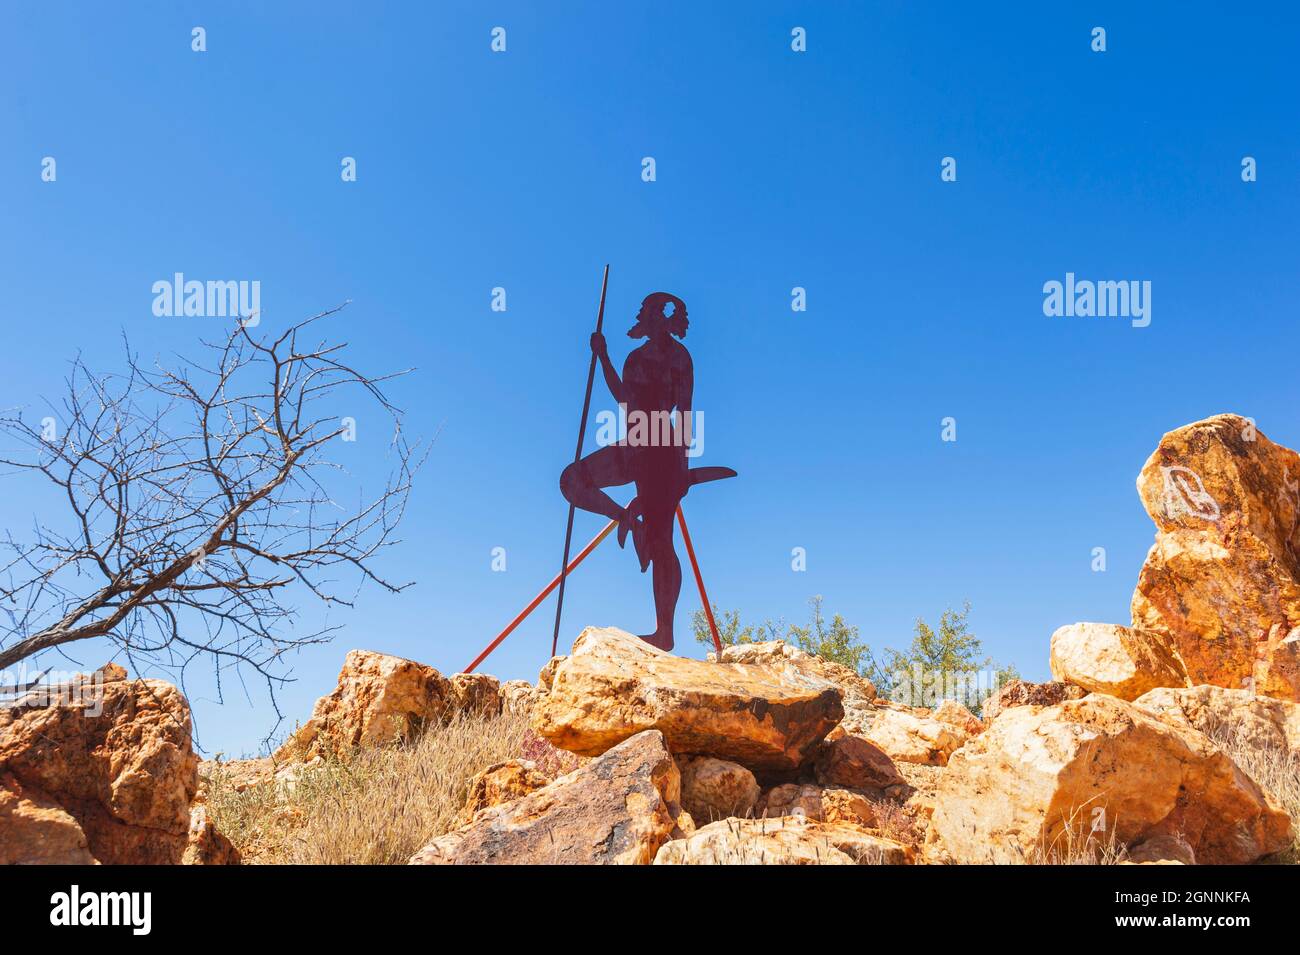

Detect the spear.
[{"left": 551, "top": 265, "right": 610, "bottom": 656}]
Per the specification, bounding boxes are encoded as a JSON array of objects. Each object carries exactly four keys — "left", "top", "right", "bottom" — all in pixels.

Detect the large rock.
[
  {"left": 1050, "top": 623, "right": 1187, "bottom": 701},
  {"left": 278, "top": 650, "right": 452, "bottom": 761},
  {"left": 863, "top": 708, "right": 968, "bottom": 766},
  {"left": 1132, "top": 414, "right": 1300, "bottom": 700},
  {"left": 498, "top": 680, "right": 537, "bottom": 716},
  {"left": 182, "top": 805, "right": 241, "bottom": 865},
  {"left": 980, "top": 679, "right": 1085, "bottom": 723},
  {"left": 0, "top": 666, "right": 199, "bottom": 864},
  {"left": 0, "top": 771, "right": 95, "bottom": 864},
  {"left": 532, "top": 627, "right": 843, "bottom": 776},
  {"left": 654, "top": 816, "right": 909, "bottom": 865},
  {"left": 713, "top": 640, "right": 876, "bottom": 730},
  {"left": 461, "top": 760, "right": 552, "bottom": 823},
  {"left": 677, "top": 756, "right": 760, "bottom": 822},
  {"left": 448, "top": 673, "right": 502, "bottom": 719},
  {"left": 932, "top": 699, "right": 984, "bottom": 736},
  {"left": 928, "top": 695, "right": 1292, "bottom": 864},
  {"left": 1135, "top": 684, "right": 1300, "bottom": 754},
  {"left": 814, "top": 732, "right": 905, "bottom": 788},
  {"left": 760, "top": 783, "right": 878, "bottom": 828},
  {"left": 409, "top": 730, "right": 682, "bottom": 865}
]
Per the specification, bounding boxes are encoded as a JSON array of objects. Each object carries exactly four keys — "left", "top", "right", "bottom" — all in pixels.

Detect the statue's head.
[{"left": 628, "top": 292, "right": 688, "bottom": 340}]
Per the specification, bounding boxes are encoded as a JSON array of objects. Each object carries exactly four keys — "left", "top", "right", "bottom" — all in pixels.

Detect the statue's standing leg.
[{"left": 639, "top": 504, "right": 681, "bottom": 651}]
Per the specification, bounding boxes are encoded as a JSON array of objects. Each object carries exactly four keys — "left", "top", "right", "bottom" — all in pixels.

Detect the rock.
[
  {"left": 760, "top": 783, "right": 877, "bottom": 828},
  {"left": 409, "top": 730, "right": 682, "bottom": 865},
  {"left": 712, "top": 640, "right": 876, "bottom": 729},
  {"left": 1131, "top": 414, "right": 1300, "bottom": 701},
  {"left": 182, "top": 805, "right": 240, "bottom": 865},
  {"left": 1135, "top": 684, "right": 1300, "bottom": 754},
  {"left": 1050, "top": 623, "right": 1187, "bottom": 701},
  {"left": 0, "top": 771, "right": 96, "bottom": 864},
  {"left": 498, "top": 680, "right": 537, "bottom": 715},
  {"left": 448, "top": 673, "right": 502, "bottom": 719},
  {"left": 814, "top": 732, "right": 905, "bottom": 787},
  {"left": 980, "top": 679, "right": 1085, "bottom": 723},
  {"left": 933, "top": 699, "right": 984, "bottom": 736},
  {"left": 1126, "top": 833, "right": 1197, "bottom": 866},
  {"left": 531, "top": 627, "right": 843, "bottom": 776},
  {"left": 928, "top": 695, "right": 1292, "bottom": 864},
  {"left": 461, "top": 759, "right": 553, "bottom": 822},
  {"left": 277, "top": 650, "right": 452, "bottom": 761},
  {"left": 654, "top": 816, "right": 909, "bottom": 865},
  {"left": 863, "top": 708, "right": 968, "bottom": 766},
  {"left": 677, "top": 756, "right": 760, "bottom": 822},
  {"left": 0, "top": 669, "right": 199, "bottom": 864}
]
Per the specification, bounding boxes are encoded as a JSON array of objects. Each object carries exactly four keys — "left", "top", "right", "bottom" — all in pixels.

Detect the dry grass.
[
  {"left": 1210, "top": 727, "right": 1300, "bottom": 864},
  {"left": 205, "top": 709, "right": 532, "bottom": 864}
]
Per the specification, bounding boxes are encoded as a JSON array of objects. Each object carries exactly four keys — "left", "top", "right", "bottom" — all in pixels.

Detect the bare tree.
[{"left": 0, "top": 307, "right": 419, "bottom": 717}]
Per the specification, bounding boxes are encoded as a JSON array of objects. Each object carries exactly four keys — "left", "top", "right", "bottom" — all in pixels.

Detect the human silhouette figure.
[{"left": 560, "top": 292, "right": 734, "bottom": 651}]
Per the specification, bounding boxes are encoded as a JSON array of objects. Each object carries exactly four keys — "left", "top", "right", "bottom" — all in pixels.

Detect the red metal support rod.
[
  {"left": 464, "top": 518, "right": 618, "bottom": 673},
  {"left": 676, "top": 505, "right": 723, "bottom": 658}
]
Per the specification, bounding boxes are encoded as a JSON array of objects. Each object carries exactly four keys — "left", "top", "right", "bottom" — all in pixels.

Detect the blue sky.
[{"left": 2, "top": 3, "right": 1298, "bottom": 754}]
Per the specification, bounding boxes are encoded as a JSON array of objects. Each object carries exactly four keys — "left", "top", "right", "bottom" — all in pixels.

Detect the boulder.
[
  {"left": 760, "top": 783, "right": 877, "bottom": 828},
  {"left": 448, "top": 672, "right": 502, "bottom": 719},
  {"left": 182, "top": 805, "right": 240, "bottom": 865},
  {"left": 932, "top": 699, "right": 984, "bottom": 736},
  {"left": 0, "top": 771, "right": 96, "bottom": 864},
  {"left": 498, "top": 680, "right": 537, "bottom": 715},
  {"left": 980, "top": 679, "right": 1085, "bottom": 723},
  {"left": 461, "top": 759, "right": 553, "bottom": 822},
  {"left": 1131, "top": 414, "right": 1300, "bottom": 701},
  {"left": 1049, "top": 623, "right": 1187, "bottom": 700},
  {"left": 677, "top": 756, "right": 760, "bottom": 822},
  {"left": 712, "top": 640, "right": 876, "bottom": 730},
  {"left": 1135, "top": 684, "right": 1300, "bottom": 754},
  {"left": 409, "top": 730, "right": 682, "bottom": 865},
  {"left": 814, "top": 732, "right": 905, "bottom": 788},
  {"left": 928, "top": 695, "right": 1292, "bottom": 864},
  {"left": 863, "top": 708, "right": 968, "bottom": 766},
  {"left": 1126, "top": 833, "right": 1197, "bottom": 866},
  {"left": 654, "top": 816, "right": 909, "bottom": 865},
  {"left": 277, "top": 650, "right": 452, "bottom": 761},
  {"left": 0, "top": 668, "right": 199, "bottom": 865},
  {"left": 531, "top": 627, "right": 843, "bottom": 776}
]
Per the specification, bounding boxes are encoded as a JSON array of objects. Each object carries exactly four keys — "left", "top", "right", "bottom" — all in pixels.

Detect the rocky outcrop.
[
  {"left": 863, "top": 707, "right": 968, "bottom": 766},
  {"left": 677, "top": 756, "right": 760, "bottom": 822},
  {"left": 760, "top": 783, "right": 878, "bottom": 828},
  {"left": 1135, "top": 684, "right": 1300, "bottom": 754},
  {"left": 980, "top": 679, "right": 1085, "bottom": 724},
  {"left": 531, "top": 627, "right": 843, "bottom": 776},
  {"left": 932, "top": 699, "right": 984, "bottom": 736},
  {"left": 0, "top": 771, "right": 96, "bottom": 864},
  {"left": 928, "top": 695, "right": 1292, "bottom": 864},
  {"left": 498, "top": 680, "right": 536, "bottom": 715},
  {"left": 1131, "top": 414, "right": 1300, "bottom": 701},
  {"left": 654, "top": 816, "right": 909, "bottom": 865},
  {"left": 1049, "top": 623, "right": 1187, "bottom": 701},
  {"left": 461, "top": 760, "right": 553, "bottom": 822},
  {"left": 712, "top": 640, "right": 876, "bottom": 730},
  {"left": 278, "top": 650, "right": 453, "bottom": 761},
  {"left": 449, "top": 673, "right": 502, "bottom": 719},
  {"left": 814, "top": 732, "right": 904, "bottom": 789},
  {"left": 409, "top": 730, "right": 683, "bottom": 865},
  {"left": 0, "top": 665, "right": 203, "bottom": 864},
  {"left": 183, "top": 805, "right": 241, "bottom": 865}
]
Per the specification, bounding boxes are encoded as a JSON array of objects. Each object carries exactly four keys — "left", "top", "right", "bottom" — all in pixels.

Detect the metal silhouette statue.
[{"left": 554, "top": 273, "right": 735, "bottom": 652}]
